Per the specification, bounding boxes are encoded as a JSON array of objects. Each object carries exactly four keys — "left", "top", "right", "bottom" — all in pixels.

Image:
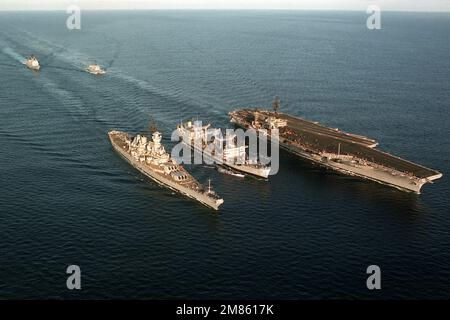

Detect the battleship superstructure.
[
  {"left": 229, "top": 99, "right": 442, "bottom": 193},
  {"left": 177, "top": 121, "right": 271, "bottom": 179},
  {"left": 25, "top": 55, "right": 40, "bottom": 71},
  {"left": 86, "top": 64, "right": 106, "bottom": 75},
  {"left": 109, "top": 130, "right": 224, "bottom": 210}
]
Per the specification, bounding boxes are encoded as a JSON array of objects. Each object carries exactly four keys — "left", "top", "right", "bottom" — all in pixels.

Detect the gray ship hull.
[
  {"left": 277, "top": 138, "right": 435, "bottom": 193},
  {"left": 187, "top": 142, "right": 270, "bottom": 179},
  {"left": 109, "top": 133, "right": 223, "bottom": 210},
  {"left": 230, "top": 112, "right": 442, "bottom": 194},
  {"left": 26, "top": 64, "right": 40, "bottom": 71}
]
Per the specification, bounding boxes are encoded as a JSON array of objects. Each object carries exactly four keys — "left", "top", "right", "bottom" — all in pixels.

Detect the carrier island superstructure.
[
  {"left": 229, "top": 100, "right": 442, "bottom": 194},
  {"left": 177, "top": 120, "right": 271, "bottom": 179},
  {"left": 109, "top": 130, "right": 224, "bottom": 210}
]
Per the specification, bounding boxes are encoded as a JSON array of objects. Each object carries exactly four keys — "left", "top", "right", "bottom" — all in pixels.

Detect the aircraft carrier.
[
  {"left": 229, "top": 99, "right": 442, "bottom": 194},
  {"left": 109, "top": 130, "right": 224, "bottom": 210}
]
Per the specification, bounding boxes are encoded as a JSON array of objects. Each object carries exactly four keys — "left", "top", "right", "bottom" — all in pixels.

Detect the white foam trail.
[
  {"left": 2, "top": 47, "right": 26, "bottom": 65},
  {"left": 111, "top": 72, "right": 216, "bottom": 114},
  {"left": 10, "top": 28, "right": 94, "bottom": 70}
]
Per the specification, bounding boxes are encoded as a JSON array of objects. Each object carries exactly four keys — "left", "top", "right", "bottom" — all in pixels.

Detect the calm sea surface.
[{"left": 0, "top": 11, "right": 449, "bottom": 299}]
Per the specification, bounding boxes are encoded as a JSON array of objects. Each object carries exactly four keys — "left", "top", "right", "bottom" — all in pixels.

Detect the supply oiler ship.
[{"left": 177, "top": 120, "right": 271, "bottom": 179}]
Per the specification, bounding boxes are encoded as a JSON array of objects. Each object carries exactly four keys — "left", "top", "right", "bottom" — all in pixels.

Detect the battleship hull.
[{"left": 109, "top": 132, "right": 223, "bottom": 210}]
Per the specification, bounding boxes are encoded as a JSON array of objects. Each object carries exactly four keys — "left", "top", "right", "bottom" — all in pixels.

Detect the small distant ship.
[
  {"left": 86, "top": 64, "right": 106, "bottom": 75},
  {"left": 177, "top": 120, "right": 271, "bottom": 179},
  {"left": 109, "top": 130, "right": 224, "bottom": 210},
  {"left": 25, "top": 55, "right": 40, "bottom": 71},
  {"left": 229, "top": 98, "right": 442, "bottom": 193}
]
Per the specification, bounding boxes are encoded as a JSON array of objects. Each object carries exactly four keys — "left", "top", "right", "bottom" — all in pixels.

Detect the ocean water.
[{"left": 0, "top": 10, "right": 449, "bottom": 299}]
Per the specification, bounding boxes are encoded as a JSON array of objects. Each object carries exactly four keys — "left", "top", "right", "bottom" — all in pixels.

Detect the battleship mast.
[{"left": 272, "top": 96, "right": 281, "bottom": 114}]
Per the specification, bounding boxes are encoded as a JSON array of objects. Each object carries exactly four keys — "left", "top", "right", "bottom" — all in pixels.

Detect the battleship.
[
  {"left": 109, "top": 130, "right": 224, "bottom": 210},
  {"left": 177, "top": 120, "right": 271, "bottom": 179},
  {"left": 86, "top": 64, "right": 106, "bottom": 75},
  {"left": 25, "top": 55, "right": 40, "bottom": 71},
  {"left": 229, "top": 98, "right": 442, "bottom": 193}
]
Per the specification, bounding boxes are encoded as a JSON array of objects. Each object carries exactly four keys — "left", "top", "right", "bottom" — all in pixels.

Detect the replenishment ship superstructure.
[
  {"left": 177, "top": 120, "right": 271, "bottom": 179},
  {"left": 25, "top": 55, "right": 40, "bottom": 71},
  {"left": 229, "top": 99, "right": 442, "bottom": 193},
  {"left": 109, "top": 130, "right": 224, "bottom": 210}
]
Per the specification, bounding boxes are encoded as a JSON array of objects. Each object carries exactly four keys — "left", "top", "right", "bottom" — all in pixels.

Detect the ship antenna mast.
[
  {"left": 272, "top": 96, "right": 280, "bottom": 114},
  {"left": 208, "top": 179, "right": 212, "bottom": 193},
  {"left": 149, "top": 118, "right": 157, "bottom": 134}
]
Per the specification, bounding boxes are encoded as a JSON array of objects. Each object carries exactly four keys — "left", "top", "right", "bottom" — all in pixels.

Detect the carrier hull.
[{"left": 230, "top": 109, "right": 442, "bottom": 194}]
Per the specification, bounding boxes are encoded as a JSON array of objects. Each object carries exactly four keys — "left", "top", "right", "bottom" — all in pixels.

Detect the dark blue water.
[{"left": 0, "top": 11, "right": 449, "bottom": 299}]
